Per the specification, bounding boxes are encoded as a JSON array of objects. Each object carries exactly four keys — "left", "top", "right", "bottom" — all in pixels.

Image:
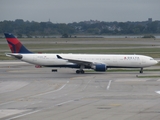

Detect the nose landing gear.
[{"left": 140, "top": 68, "right": 143, "bottom": 73}]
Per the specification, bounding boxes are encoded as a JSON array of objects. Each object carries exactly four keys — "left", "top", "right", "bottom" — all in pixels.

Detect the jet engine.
[{"left": 92, "top": 64, "right": 107, "bottom": 72}]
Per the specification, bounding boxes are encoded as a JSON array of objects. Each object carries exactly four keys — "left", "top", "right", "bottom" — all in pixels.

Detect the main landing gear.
[
  {"left": 140, "top": 68, "right": 143, "bottom": 73},
  {"left": 76, "top": 70, "right": 85, "bottom": 74},
  {"left": 76, "top": 65, "right": 85, "bottom": 74}
]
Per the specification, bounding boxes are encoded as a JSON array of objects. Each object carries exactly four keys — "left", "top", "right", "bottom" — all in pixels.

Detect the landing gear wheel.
[
  {"left": 140, "top": 68, "right": 143, "bottom": 74},
  {"left": 76, "top": 70, "right": 80, "bottom": 74},
  {"left": 76, "top": 70, "right": 85, "bottom": 74},
  {"left": 81, "top": 70, "right": 84, "bottom": 74}
]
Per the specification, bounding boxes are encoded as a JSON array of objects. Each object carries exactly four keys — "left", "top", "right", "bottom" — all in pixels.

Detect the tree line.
[{"left": 0, "top": 19, "right": 160, "bottom": 37}]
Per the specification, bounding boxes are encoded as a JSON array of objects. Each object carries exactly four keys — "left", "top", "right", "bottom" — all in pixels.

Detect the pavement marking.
[
  {"left": 32, "top": 81, "right": 69, "bottom": 97},
  {"left": 0, "top": 109, "right": 28, "bottom": 119},
  {"left": 6, "top": 110, "right": 41, "bottom": 120},
  {"left": 107, "top": 80, "right": 112, "bottom": 90},
  {"left": 0, "top": 101, "right": 15, "bottom": 106},
  {"left": 155, "top": 91, "right": 160, "bottom": 94},
  {"left": 56, "top": 100, "right": 74, "bottom": 106},
  {"left": 82, "top": 79, "right": 92, "bottom": 91},
  {"left": 6, "top": 97, "right": 84, "bottom": 120}
]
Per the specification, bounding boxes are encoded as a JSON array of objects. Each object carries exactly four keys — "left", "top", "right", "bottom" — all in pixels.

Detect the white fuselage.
[{"left": 20, "top": 53, "right": 157, "bottom": 68}]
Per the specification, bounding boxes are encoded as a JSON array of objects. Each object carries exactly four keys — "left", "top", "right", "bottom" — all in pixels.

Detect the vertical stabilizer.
[{"left": 4, "top": 33, "right": 32, "bottom": 53}]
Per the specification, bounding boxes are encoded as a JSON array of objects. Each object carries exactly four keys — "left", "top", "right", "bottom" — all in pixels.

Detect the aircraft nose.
[
  {"left": 155, "top": 60, "right": 158, "bottom": 64},
  {"left": 153, "top": 60, "right": 158, "bottom": 65}
]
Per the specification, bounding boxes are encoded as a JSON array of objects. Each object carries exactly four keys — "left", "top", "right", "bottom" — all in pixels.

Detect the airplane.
[{"left": 4, "top": 33, "right": 158, "bottom": 74}]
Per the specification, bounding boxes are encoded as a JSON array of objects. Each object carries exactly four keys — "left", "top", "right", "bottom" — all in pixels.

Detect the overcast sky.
[{"left": 0, "top": 0, "right": 160, "bottom": 23}]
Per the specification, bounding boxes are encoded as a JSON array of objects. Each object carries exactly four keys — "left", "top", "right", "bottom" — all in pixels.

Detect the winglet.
[
  {"left": 4, "top": 33, "right": 32, "bottom": 54},
  {"left": 57, "top": 55, "right": 63, "bottom": 59}
]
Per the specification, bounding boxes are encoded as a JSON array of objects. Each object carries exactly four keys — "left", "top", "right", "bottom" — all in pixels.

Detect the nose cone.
[
  {"left": 152, "top": 59, "right": 158, "bottom": 65},
  {"left": 154, "top": 60, "right": 158, "bottom": 65}
]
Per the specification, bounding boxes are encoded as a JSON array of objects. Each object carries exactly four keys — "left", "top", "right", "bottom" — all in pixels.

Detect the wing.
[{"left": 57, "top": 55, "right": 94, "bottom": 66}]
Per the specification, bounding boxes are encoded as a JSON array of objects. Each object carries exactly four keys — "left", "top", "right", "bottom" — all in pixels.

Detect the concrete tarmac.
[{"left": 0, "top": 62, "right": 160, "bottom": 120}]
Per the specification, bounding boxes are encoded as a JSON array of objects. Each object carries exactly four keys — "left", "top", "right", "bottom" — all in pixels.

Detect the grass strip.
[{"left": 137, "top": 76, "right": 160, "bottom": 78}]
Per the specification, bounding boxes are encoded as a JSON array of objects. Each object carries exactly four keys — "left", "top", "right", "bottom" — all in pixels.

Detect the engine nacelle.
[{"left": 92, "top": 64, "right": 107, "bottom": 72}]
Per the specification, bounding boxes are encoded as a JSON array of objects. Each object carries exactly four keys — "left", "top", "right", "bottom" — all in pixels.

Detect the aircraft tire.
[
  {"left": 76, "top": 70, "right": 85, "bottom": 74},
  {"left": 81, "top": 70, "right": 84, "bottom": 74},
  {"left": 140, "top": 68, "right": 143, "bottom": 73},
  {"left": 76, "top": 70, "right": 80, "bottom": 74}
]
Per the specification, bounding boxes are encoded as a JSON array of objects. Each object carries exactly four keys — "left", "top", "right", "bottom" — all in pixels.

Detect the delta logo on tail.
[{"left": 4, "top": 33, "right": 32, "bottom": 53}]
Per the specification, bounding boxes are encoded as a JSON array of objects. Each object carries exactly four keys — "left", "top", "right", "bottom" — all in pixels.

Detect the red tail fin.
[{"left": 4, "top": 33, "right": 32, "bottom": 53}]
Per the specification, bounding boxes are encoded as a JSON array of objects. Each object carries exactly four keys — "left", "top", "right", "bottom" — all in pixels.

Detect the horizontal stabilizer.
[{"left": 6, "top": 53, "right": 23, "bottom": 59}]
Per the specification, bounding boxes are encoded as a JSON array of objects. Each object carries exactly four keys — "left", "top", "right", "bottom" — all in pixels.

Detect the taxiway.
[{"left": 0, "top": 62, "right": 160, "bottom": 120}]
